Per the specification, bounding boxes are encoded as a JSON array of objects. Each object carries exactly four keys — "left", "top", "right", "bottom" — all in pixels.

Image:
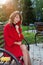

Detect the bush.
[{"left": 22, "top": 32, "right": 35, "bottom": 44}]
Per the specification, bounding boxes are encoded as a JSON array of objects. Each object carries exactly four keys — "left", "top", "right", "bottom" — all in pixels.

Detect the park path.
[{"left": 29, "top": 43, "right": 43, "bottom": 65}]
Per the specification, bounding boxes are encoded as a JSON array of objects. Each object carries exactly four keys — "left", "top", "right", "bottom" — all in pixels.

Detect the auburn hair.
[{"left": 9, "top": 11, "right": 23, "bottom": 24}]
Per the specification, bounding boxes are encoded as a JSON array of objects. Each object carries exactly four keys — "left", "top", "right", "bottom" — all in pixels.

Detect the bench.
[
  {"left": 0, "top": 23, "right": 4, "bottom": 48},
  {"left": 34, "top": 22, "right": 43, "bottom": 45}
]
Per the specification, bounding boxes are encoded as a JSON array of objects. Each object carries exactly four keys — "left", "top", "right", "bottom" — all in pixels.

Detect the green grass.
[
  {"left": 22, "top": 26, "right": 29, "bottom": 31},
  {"left": 22, "top": 25, "right": 36, "bottom": 32},
  {"left": 28, "top": 26, "right": 36, "bottom": 30},
  {"left": 35, "top": 36, "right": 43, "bottom": 43},
  {"left": 22, "top": 25, "right": 35, "bottom": 44},
  {"left": 22, "top": 31, "right": 43, "bottom": 44},
  {"left": 22, "top": 25, "right": 43, "bottom": 44},
  {"left": 22, "top": 32, "right": 35, "bottom": 44}
]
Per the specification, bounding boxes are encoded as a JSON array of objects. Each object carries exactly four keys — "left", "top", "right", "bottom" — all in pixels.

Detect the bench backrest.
[
  {"left": 0, "top": 24, "right": 4, "bottom": 47},
  {"left": 34, "top": 22, "right": 43, "bottom": 31}
]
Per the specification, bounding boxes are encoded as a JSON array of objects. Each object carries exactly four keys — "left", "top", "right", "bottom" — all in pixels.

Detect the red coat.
[{"left": 3, "top": 23, "right": 24, "bottom": 58}]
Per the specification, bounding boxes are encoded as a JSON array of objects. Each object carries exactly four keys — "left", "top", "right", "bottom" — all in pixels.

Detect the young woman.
[{"left": 4, "top": 11, "right": 31, "bottom": 65}]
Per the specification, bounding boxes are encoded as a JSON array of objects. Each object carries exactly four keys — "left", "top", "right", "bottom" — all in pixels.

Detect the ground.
[{"left": 29, "top": 43, "right": 43, "bottom": 65}]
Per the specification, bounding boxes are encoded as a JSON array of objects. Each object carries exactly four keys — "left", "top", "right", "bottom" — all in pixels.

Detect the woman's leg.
[{"left": 20, "top": 44, "right": 31, "bottom": 65}]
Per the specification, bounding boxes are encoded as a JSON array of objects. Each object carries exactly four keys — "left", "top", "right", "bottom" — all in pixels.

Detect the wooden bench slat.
[
  {"left": 0, "top": 39, "right": 4, "bottom": 44},
  {"left": 36, "top": 25, "right": 43, "bottom": 31},
  {"left": 0, "top": 35, "right": 4, "bottom": 40},
  {"left": 0, "top": 43, "right": 4, "bottom": 48},
  {"left": 0, "top": 32, "right": 3, "bottom": 35},
  {"left": 0, "top": 24, "right": 4, "bottom": 48},
  {"left": 0, "top": 35, "right": 3, "bottom": 37}
]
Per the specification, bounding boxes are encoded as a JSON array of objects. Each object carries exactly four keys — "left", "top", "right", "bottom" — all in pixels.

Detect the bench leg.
[{"left": 35, "top": 33, "right": 38, "bottom": 46}]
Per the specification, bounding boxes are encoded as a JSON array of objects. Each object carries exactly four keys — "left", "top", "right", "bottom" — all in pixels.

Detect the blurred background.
[{"left": 0, "top": 0, "right": 43, "bottom": 23}]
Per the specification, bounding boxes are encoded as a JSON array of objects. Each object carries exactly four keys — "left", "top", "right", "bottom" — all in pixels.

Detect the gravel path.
[{"left": 29, "top": 43, "right": 43, "bottom": 65}]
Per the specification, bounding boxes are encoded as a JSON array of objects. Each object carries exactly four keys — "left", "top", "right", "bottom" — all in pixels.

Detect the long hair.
[{"left": 9, "top": 11, "right": 23, "bottom": 25}]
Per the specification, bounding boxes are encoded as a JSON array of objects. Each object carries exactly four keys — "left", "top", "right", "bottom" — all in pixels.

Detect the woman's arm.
[
  {"left": 4, "top": 26, "right": 16, "bottom": 47},
  {"left": 14, "top": 41, "right": 22, "bottom": 45}
]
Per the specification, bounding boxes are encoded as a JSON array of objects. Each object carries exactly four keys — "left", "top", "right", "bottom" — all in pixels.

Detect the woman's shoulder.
[{"left": 4, "top": 22, "right": 11, "bottom": 30}]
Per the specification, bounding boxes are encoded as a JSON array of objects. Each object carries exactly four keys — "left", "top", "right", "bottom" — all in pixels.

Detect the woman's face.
[{"left": 13, "top": 14, "right": 20, "bottom": 24}]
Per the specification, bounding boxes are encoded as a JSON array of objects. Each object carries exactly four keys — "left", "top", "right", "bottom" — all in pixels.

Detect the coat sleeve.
[{"left": 3, "top": 26, "right": 15, "bottom": 47}]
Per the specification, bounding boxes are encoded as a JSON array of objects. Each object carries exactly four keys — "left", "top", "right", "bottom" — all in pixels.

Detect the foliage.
[
  {"left": 22, "top": 32, "right": 35, "bottom": 44},
  {"left": 22, "top": 26, "right": 43, "bottom": 44},
  {"left": 22, "top": 31, "right": 43, "bottom": 44},
  {"left": 33, "top": 0, "right": 43, "bottom": 22},
  {"left": 22, "top": 0, "right": 35, "bottom": 25}
]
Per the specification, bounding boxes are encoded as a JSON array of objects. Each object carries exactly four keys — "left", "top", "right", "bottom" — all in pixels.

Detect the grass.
[
  {"left": 22, "top": 31, "right": 43, "bottom": 44},
  {"left": 22, "top": 25, "right": 43, "bottom": 44},
  {"left": 35, "top": 36, "right": 43, "bottom": 43},
  {"left": 28, "top": 26, "right": 36, "bottom": 30},
  {"left": 22, "top": 25, "right": 36, "bottom": 32},
  {"left": 22, "top": 26, "right": 29, "bottom": 31},
  {"left": 22, "top": 25, "right": 35, "bottom": 44},
  {"left": 22, "top": 32, "right": 35, "bottom": 44}
]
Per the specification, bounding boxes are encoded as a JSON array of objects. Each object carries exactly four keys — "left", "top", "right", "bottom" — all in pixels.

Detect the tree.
[
  {"left": 22, "top": 0, "right": 35, "bottom": 25},
  {"left": 34, "top": 0, "right": 43, "bottom": 22}
]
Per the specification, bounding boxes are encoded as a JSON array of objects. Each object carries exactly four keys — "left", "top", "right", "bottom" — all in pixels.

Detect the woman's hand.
[
  {"left": 14, "top": 41, "right": 22, "bottom": 45},
  {"left": 15, "top": 25, "right": 19, "bottom": 33}
]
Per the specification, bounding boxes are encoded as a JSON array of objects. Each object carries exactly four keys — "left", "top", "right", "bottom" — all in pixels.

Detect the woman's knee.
[{"left": 20, "top": 44, "right": 27, "bottom": 51}]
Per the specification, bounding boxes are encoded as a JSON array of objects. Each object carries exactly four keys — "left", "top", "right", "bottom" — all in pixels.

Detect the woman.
[{"left": 4, "top": 11, "right": 31, "bottom": 65}]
